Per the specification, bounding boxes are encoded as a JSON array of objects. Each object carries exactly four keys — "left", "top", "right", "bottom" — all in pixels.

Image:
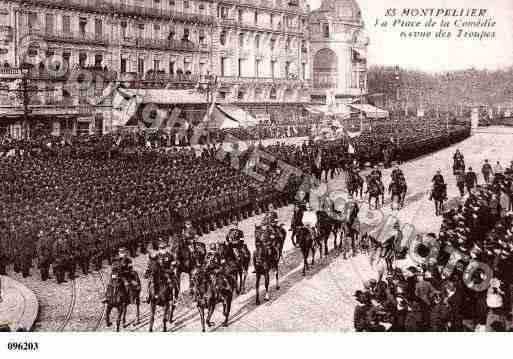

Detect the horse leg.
[
  {"left": 169, "top": 298, "right": 176, "bottom": 324},
  {"left": 105, "top": 305, "right": 112, "bottom": 327},
  {"left": 122, "top": 302, "right": 127, "bottom": 328},
  {"left": 275, "top": 266, "right": 280, "bottom": 290},
  {"left": 302, "top": 249, "right": 307, "bottom": 276},
  {"left": 116, "top": 305, "right": 122, "bottom": 332},
  {"left": 264, "top": 272, "right": 270, "bottom": 301},
  {"left": 311, "top": 244, "right": 316, "bottom": 265},
  {"left": 255, "top": 272, "right": 261, "bottom": 305},
  {"left": 135, "top": 298, "right": 140, "bottom": 325},
  {"left": 324, "top": 236, "right": 329, "bottom": 256},
  {"left": 223, "top": 295, "right": 232, "bottom": 327},
  {"left": 206, "top": 301, "right": 215, "bottom": 327},
  {"left": 198, "top": 305, "right": 206, "bottom": 332},
  {"left": 162, "top": 304, "right": 168, "bottom": 332},
  {"left": 148, "top": 302, "right": 155, "bottom": 332}
]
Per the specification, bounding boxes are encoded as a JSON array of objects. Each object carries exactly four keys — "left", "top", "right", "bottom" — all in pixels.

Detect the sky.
[{"left": 307, "top": 0, "right": 513, "bottom": 72}]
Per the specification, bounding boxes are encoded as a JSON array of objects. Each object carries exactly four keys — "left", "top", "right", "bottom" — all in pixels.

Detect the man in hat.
[
  {"left": 465, "top": 167, "right": 477, "bottom": 195},
  {"left": 481, "top": 159, "right": 493, "bottom": 184}
]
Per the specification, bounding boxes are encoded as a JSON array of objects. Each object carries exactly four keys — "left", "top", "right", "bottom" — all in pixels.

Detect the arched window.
[
  {"left": 220, "top": 30, "right": 227, "bottom": 45},
  {"left": 238, "top": 32, "right": 244, "bottom": 47},
  {"left": 269, "top": 87, "right": 277, "bottom": 100},
  {"left": 323, "top": 24, "right": 329, "bottom": 38},
  {"left": 254, "top": 34, "right": 260, "bottom": 49}
]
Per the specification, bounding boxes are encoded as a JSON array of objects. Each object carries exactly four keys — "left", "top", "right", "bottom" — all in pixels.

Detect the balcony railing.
[
  {"left": 219, "top": 76, "right": 311, "bottom": 86},
  {"left": 24, "top": 29, "right": 109, "bottom": 46},
  {"left": 218, "top": 18, "right": 304, "bottom": 35},
  {"left": 0, "top": 68, "right": 21, "bottom": 78},
  {"left": 122, "top": 37, "right": 207, "bottom": 52},
  {"left": 231, "top": 0, "right": 307, "bottom": 14},
  {"left": 19, "top": 0, "right": 216, "bottom": 25}
]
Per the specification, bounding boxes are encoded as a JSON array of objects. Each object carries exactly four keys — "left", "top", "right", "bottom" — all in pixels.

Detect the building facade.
[
  {"left": 308, "top": 0, "right": 368, "bottom": 105},
  {"left": 214, "top": 0, "right": 311, "bottom": 106},
  {"left": 0, "top": 0, "right": 368, "bottom": 137}
]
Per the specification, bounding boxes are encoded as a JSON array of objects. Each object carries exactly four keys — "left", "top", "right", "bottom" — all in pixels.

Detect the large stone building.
[
  {"left": 309, "top": 0, "right": 368, "bottom": 104},
  {"left": 0, "top": 0, "right": 368, "bottom": 137}
]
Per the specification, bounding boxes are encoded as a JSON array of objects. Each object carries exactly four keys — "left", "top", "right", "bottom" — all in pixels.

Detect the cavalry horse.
[
  {"left": 253, "top": 224, "right": 285, "bottom": 305},
  {"left": 389, "top": 179, "right": 406, "bottom": 210},
  {"left": 191, "top": 264, "right": 235, "bottom": 332},
  {"left": 218, "top": 242, "right": 250, "bottom": 294},
  {"left": 104, "top": 275, "right": 129, "bottom": 332},
  {"left": 366, "top": 176, "right": 384, "bottom": 209},
  {"left": 432, "top": 182, "right": 447, "bottom": 216},
  {"left": 295, "top": 224, "right": 318, "bottom": 276},
  {"left": 170, "top": 235, "right": 206, "bottom": 294},
  {"left": 346, "top": 170, "right": 364, "bottom": 199},
  {"left": 144, "top": 258, "right": 180, "bottom": 332}
]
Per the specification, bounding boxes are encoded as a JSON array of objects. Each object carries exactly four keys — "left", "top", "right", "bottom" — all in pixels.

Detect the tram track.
[{"left": 57, "top": 279, "right": 76, "bottom": 331}]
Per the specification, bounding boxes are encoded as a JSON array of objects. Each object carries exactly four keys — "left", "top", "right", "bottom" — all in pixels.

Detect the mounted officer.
[
  {"left": 290, "top": 190, "right": 307, "bottom": 246},
  {"left": 226, "top": 221, "right": 244, "bottom": 247},
  {"left": 112, "top": 247, "right": 133, "bottom": 288}
]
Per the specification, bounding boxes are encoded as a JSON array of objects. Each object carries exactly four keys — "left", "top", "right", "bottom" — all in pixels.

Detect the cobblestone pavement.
[{"left": 12, "top": 126, "right": 513, "bottom": 332}]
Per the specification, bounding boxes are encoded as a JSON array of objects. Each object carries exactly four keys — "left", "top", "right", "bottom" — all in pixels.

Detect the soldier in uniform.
[
  {"left": 91, "top": 239, "right": 103, "bottom": 272},
  {"left": 205, "top": 243, "right": 221, "bottom": 272},
  {"left": 52, "top": 237, "right": 67, "bottom": 283},
  {"left": 0, "top": 234, "right": 7, "bottom": 276},
  {"left": 370, "top": 165, "right": 382, "bottom": 182},
  {"left": 36, "top": 231, "right": 52, "bottom": 281},
  {"left": 290, "top": 190, "right": 307, "bottom": 246},
  {"left": 226, "top": 221, "right": 244, "bottom": 247}
]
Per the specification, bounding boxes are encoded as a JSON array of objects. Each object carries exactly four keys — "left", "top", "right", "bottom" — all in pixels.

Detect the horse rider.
[
  {"left": 290, "top": 191, "right": 307, "bottom": 246},
  {"left": 205, "top": 243, "right": 222, "bottom": 273},
  {"left": 453, "top": 149, "right": 464, "bottom": 166},
  {"left": 112, "top": 247, "right": 133, "bottom": 289},
  {"left": 226, "top": 221, "right": 244, "bottom": 248},
  {"left": 482, "top": 159, "right": 493, "bottom": 184},
  {"left": 432, "top": 169, "right": 445, "bottom": 186},
  {"left": 391, "top": 165, "right": 404, "bottom": 183},
  {"left": 301, "top": 201, "right": 319, "bottom": 239},
  {"left": 370, "top": 165, "right": 382, "bottom": 182},
  {"left": 465, "top": 166, "right": 478, "bottom": 195}
]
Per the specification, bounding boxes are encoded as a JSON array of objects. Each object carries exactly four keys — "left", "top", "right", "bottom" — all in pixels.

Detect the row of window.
[
  {"left": 31, "top": 13, "right": 208, "bottom": 43},
  {"left": 217, "top": 6, "right": 305, "bottom": 28},
  {"left": 220, "top": 31, "right": 306, "bottom": 51},
  {"left": 220, "top": 58, "right": 306, "bottom": 79}
]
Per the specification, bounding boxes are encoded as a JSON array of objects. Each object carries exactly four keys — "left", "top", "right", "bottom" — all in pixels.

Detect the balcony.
[
  {"left": 125, "top": 37, "right": 207, "bottom": 53},
  {"left": 19, "top": 0, "right": 216, "bottom": 26},
  {"left": 24, "top": 29, "right": 109, "bottom": 46},
  {"left": 219, "top": 76, "right": 311, "bottom": 87},
  {"left": 0, "top": 67, "right": 21, "bottom": 79}
]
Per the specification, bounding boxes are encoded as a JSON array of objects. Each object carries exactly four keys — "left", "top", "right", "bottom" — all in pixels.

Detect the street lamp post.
[
  {"left": 196, "top": 72, "right": 218, "bottom": 141},
  {"left": 0, "top": 63, "right": 51, "bottom": 139}
]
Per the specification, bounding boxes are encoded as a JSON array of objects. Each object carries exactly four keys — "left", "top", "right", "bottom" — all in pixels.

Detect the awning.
[
  {"left": 206, "top": 106, "right": 239, "bottom": 129},
  {"left": 141, "top": 89, "right": 206, "bottom": 104},
  {"left": 217, "top": 105, "right": 258, "bottom": 127},
  {"left": 305, "top": 104, "right": 352, "bottom": 119},
  {"left": 348, "top": 104, "right": 389, "bottom": 119}
]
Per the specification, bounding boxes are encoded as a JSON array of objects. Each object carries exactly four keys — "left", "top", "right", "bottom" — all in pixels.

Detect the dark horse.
[
  {"left": 295, "top": 225, "right": 316, "bottom": 276},
  {"left": 144, "top": 259, "right": 179, "bottom": 332},
  {"left": 253, "top": 225, "right": 285, "bottom": 305},
  {"left": 366, "top": 176, "right": 384, "bottom": 209},
  {"left": 346, "top": 170, "right": 364, "bottom": 199},
  {"left": 316, "top": 209, "right": 339, "bottom": 256},
  {"left": 389, "top": 179, "right": 407, "bottom": 210},
  {"left": 192, "top": 265, "right": 235, "bottom": 331},
  {"left": 221, "top": 242, "right": 251, "bottom": 294},
  {"left": 105, "top": 276, "right": 129, "bottom": 332},
  {"left": 432, "top": 182, "right": 447, "bottom": 216},
  {"left": 170, "top": 236, "right": 206, "bottom": 294}
]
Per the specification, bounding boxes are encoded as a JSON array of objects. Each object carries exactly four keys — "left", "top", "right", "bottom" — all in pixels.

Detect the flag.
[{"left": 348, "top": 142, "right": 355, "bottom": 154}]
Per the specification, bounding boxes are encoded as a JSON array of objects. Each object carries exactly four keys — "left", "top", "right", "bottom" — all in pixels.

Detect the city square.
[{"left": 0, "top": 0, "right": 512, "bottom": 337}]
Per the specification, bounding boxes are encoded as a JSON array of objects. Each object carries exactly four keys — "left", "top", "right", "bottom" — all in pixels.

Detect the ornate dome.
[{"left": 318, "top": 0, "right": 362, "bottom": 22}]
